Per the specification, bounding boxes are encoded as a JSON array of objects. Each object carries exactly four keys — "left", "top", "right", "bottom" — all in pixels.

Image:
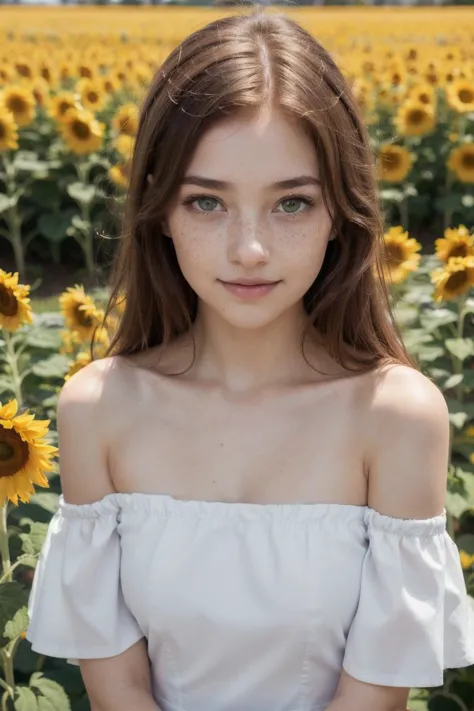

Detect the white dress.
[{"left": 26, "top": 492, "right": 474, "bottom": 711}]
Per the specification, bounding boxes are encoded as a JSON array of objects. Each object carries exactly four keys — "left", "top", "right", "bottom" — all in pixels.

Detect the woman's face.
[{"left": 162, "top": 109, "right": 335, "bottom": 331}]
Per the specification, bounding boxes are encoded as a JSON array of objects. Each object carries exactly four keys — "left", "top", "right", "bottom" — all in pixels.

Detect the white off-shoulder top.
[{"left": 26, "top": 493, "right": 474, "bottom": 711}]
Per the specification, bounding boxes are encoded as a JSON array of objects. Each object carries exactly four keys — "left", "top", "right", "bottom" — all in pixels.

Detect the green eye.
[
  {"left": 196, "top": 197, "right": 220, "bottom": 212},
  {"left": 280, "top": 198, "right": 305, "bottom": 214}
]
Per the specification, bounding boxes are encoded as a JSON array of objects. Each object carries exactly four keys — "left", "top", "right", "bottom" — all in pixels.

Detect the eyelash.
[{"left": 181, "top": 193, "right": 317, "bottom": 215}]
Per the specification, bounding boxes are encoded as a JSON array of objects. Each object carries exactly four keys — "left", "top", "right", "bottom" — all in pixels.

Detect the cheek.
[
  {"left": 170, "top": 219, "right": 221, "bottom": 277},
  {"left": 276, "top": 224, "right": 330, "bottom": 281}
]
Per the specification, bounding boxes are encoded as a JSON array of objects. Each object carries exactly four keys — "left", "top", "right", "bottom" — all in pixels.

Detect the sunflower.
[
  {"left": 431, "top": 256, "right": 474, "bottom": 302},
  {"left": 408, "top": 82, "right": 436, "bottom": 107},
  {"left": 109, "top": 162, "right": 130, "bottom": 189},
  {"left": 112, "top": 103, "right": 139, "bottom": 137},
  {"left": 446, "top": 79, "right": 474, "bottom": 115},
  {"left": 91, "top": 323, "right": 111, "bottom": 359},
  {"left": 383, "top": 226, "right": 422, "bottom": 284},
  {"left": 47, "top": 91, "right": 82, "bottom": 123},
  {"left": 102, "top": 73, "right": 121, "bottom": 96},
  {"left": 459, "top": 550, "right": 474, "bottom": 570},
  {"left": 0, "top": 270, "right": 33, "bottom": 332},
  {"left": 0, "top": 108, "right": 19, "bottom": 153},
  {"left": 0, "top": 85, "right": 36, "bottom": 128},
  {"left": 114, "top": 133, "right": 135, "bottom": 161},
  {"left": 60, "top": 107, "right": 104, "bottom": 155},
  {"left": 59, "top": 328, "right": 82, "bottom": 355},
  {"left": 435, "top": 225, "right": 474, "bottom": 263},
  {"left": 65, "top": 351, "right": 92, "bottom": 382},
  {"left": 377, "top": 144, "right": 413, "bottom": 183},
  {"left": 59, "top": 285, "right": 104, "bottom": 340},
  {"left": 394, "top": 100, "right": 436, "bottom": 137},
  {"left": 448, "top": 144, "right": 474, "bottom": 184},
  {"left": 76, "top": 77, "right": 108, "bottom": 112},
  {"left": 24, "top": 77, "right": 51, "bottom": 108},
  {"left": 0, "top": 399, "right": 57, "bottom": 506}
]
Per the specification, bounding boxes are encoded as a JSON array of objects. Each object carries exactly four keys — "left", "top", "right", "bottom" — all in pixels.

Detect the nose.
[{"left": 227, "top": 221, "right": 270, "bottom": 268}]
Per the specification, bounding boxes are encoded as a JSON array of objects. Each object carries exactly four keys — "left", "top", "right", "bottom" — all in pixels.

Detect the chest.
[{"left": 110, "top": 382, "right": 367, "bottom": 504}]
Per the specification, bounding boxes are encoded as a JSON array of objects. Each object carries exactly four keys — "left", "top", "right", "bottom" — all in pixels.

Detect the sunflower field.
[{"left": 0, "top": 5, "right": 474, "bottom": 711}]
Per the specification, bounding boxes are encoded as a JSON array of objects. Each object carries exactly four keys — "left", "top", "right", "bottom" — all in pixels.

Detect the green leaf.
[
  {"left": 0, "top": 582, "right": 29, "bottom": 647},
  {"left": 20, "top": 522, "right": 49, "bottom": 557},
  {"left": 14, "top": 686, "right": 39, "bottom": 711},
  {"left": 67, "top": 181, "right": 96, "bottom": 205},
  {"left": 420, "top": 308, "right": 458, "bottom": 329},
  {"left": 28, "top": 493, "right": 59, "bottom": 514},
  {"left": 38, "top": 210, "right": 76, "bottom": 244},
  {"left": 4, "top": 606, "right": 29, "bottom": 641},
  {"left": 416, "top": 345, "right": 445, "bottom": 362},
  {"left": 29, "top": 673, "right": 71, "bottom": 711},
  {"left": 449, "top": 412, "right": 469, "bottom": 429},
  {"left": 26, "top": 329, "right": 62, "bottom": 351},
  {"left": 0, "top": 194, "right": 17, "bottom": 213},
  {"left": 457, "top": 534, "right": 474, "bottom": 555},
  {"left": 445, "top": 338, "right": 474, "bottom": 362},
  {"left": 443, "top": 374, "right": 464, "bottom": 390},
  {"left": 32, "top": 354, "right": 69, "bottom": 379}
]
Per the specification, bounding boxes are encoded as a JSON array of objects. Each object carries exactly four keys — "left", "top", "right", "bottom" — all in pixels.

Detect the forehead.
[{"left": 186, "top": 110, "right": 319, "bottom": 184}]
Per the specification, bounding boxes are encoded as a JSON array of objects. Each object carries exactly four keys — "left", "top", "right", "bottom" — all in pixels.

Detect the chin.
[{"left": 212, "top": 305, "right": 290, "bottom": 331}]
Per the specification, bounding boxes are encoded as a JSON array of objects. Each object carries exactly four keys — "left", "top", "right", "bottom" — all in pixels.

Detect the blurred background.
[{"left": 0, "top": 3, "right": 473, "bottom": 711}]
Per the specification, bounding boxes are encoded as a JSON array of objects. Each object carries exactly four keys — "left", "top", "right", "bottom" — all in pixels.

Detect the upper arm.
[
  {"left": 366, "top": 364, "right": 449, "bottom": 519},
  {"left": 336, "top": 365, "right": 449, "bottom": 707},
  {"left": 56, "top": 357, "right": 116, "bottom": 505},
  {"left": 56, "top": 358, "right": 152, "bottom": 697},
  {"left": 79, "top": 638, "right": 154, "bottom": 710}
]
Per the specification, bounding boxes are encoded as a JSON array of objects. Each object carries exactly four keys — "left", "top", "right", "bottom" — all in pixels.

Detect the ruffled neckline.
[{"left": 57, "top": 492, "right": 448, "bottom": 534}]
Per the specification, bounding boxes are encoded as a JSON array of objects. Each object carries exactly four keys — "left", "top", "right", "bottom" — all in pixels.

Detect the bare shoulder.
[
  {"left": 369, "top": 363, "right": 449, "bottom": 421},
  {"left": 57, "top": 355, "right": 135, "bottom": 504},
  {"left": 362, "top": 363, "right": 450, "bottom": 518}
]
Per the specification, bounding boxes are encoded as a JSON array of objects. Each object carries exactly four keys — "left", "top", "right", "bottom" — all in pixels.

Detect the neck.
[{"left": 187, "top": 302, "right": 330, "bottom": 395}]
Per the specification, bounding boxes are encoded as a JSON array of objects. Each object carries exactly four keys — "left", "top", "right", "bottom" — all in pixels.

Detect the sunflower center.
[
  {"left": 16, "top": 64, "right": 32, "bottom": 78},
  {"left": 448, "top": 244, "right": 468, "bottom": 258},
  {"left": 59, "top": 100, "right": 73, "bottom": 115},
  {"left": 71, "top": 119, "right": 91, "bottom": 140},
  {"left": 408, "top": 109, "right": 425, "bottom": 125},
  {"left": 459, "top": 89, "right": 474, "bottom": 104},
  {"left": 8, "top": 96, "right": 28, "bottom": 114},
  {"left": 462, "top": 152, "right": 474, "bottom": 169},
  {"left": 87, "top": 91, "right": 99, "bottom": 103},
  {"left": 0, "top": 122, "right": 5, "bottom": 141},
  {"left": 75, "top": 305, "right": 93, "bottom": 327},
  {"left": 0, "top": 284, "right": 18, "bottom": 317},
  {"left": 382, "top": 152, "right": 401, "bottom": 170},
  {"left": 386, "top": 243, "right": 404, "bottom": 265},
  {"left": 446, "top": 270, "right": 468, "bottom": 292},
  {"left": 0, "top": 427, "right": 29, "bottom": 479}
]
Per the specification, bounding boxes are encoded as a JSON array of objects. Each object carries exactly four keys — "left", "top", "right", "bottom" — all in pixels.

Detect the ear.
[{"left": 161, "top": 219, "right": 171, "bottom": 238}]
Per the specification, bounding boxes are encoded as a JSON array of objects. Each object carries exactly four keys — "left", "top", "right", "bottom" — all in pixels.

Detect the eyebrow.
[{"left": 180, "top": 175, "right": 321, "bottom": 190}]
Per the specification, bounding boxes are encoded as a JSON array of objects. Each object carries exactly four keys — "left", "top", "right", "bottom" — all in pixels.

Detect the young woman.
[{"left": 26, "top": 9, "right": 474, "bottom": 711}]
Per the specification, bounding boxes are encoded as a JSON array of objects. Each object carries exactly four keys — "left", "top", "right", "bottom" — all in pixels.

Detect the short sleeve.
[
  {"left": 26, "top": 494, "right": 145, "bottom": 666},
  {"left": 342, "top": 507, "right": 474, "bottom": 688}
]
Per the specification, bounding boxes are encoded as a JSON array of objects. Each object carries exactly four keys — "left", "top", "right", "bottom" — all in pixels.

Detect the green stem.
[
  {"left": 1, "top": 155, "right": 25, "bottom": 278},
  {"left": 76, "top": 161, "right": 95, "bottom": 277},
  {"left": 0, "top": 505, "right": 11, "bottom": 582},
  {"left": 446, "top": 293, "right": 469, "bottom": 540},
  {"left": 444, "top": 170, "right": 454, "bottom": 231},
  {"left": 3, "top": 330, "right": 23, "bottom": 408},
  {"left": 0, "top": 506, "right": 15, "bottom": 695},
  {"left": 399, "top": 194, "right": 409, "bottom": 230}
]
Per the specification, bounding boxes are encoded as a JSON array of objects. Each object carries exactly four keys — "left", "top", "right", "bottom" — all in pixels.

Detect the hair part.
[{"left": 99, "top": 9, "right": 417, "bottom": 375}]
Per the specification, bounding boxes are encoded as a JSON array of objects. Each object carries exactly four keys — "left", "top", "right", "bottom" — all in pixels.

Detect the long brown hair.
[{"left": 101, "top": 9, "right": 416, "bottom": 373}]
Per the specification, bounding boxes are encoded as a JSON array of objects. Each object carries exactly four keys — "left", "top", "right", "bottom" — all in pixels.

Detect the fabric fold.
[
  {"left": 342, "top": 507, "right": 474, "bottom": 688},
  {"left": 26, "top": 495, "right": 145, "bottom": 666}
]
